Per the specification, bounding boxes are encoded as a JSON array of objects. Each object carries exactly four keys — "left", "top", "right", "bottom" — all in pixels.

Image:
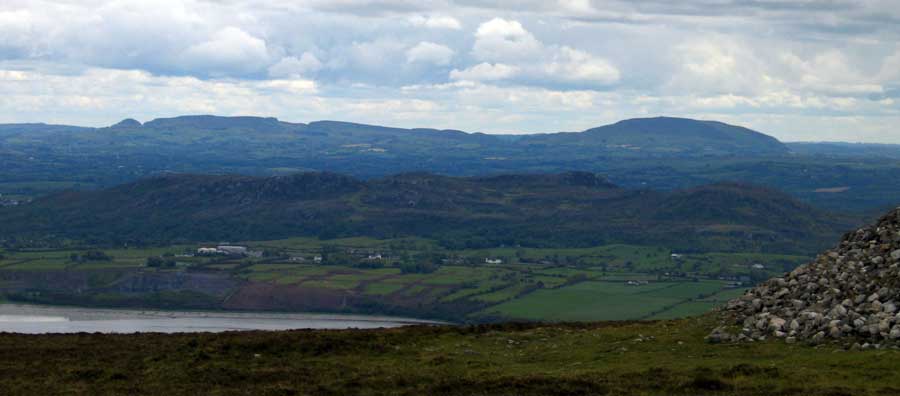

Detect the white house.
[
  {"left": 485, "top": 258, "right": 503, "bottom": 264},
  {"left": 197, "top": 247, "right": 219, "bottom": 255}
]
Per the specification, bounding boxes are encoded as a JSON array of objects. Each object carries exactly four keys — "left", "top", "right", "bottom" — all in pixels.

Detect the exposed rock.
[
  {"left": 715, "top": 207, "right": 900, "bottom": 345},
  {"left": 890, "top": 326, "right": 900, "bottom": 340},
  {"left": 705, "top": 326, "right": 733, "bottom": 344}
]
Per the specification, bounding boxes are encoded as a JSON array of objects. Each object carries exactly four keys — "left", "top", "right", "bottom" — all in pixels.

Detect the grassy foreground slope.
[{"left": 2, "top": 316, "right": 897, "bottom": 395}]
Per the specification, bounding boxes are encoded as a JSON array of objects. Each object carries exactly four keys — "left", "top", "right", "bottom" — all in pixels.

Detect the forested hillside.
[{"left": 0, "top": 171, "right": 853, "bottom": 254}]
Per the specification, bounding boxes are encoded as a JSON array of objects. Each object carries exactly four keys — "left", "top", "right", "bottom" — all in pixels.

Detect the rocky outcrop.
[{"left": 711, "top": 207, "right": 900, "bottom": 347}]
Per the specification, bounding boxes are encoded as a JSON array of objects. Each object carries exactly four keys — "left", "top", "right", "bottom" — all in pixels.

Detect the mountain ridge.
[
  {"left": 3, "top": 114, "right": 898, "bottom": 214},
  {"left": 0, "top": 114, "right": 784, "bottom": 146}
]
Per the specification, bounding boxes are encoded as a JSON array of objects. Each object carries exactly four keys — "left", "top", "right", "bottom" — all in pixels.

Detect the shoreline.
[
  {"left": 0, "top": 303, "right": 449, "bottom": 334},
  {"left": 0, "top": 302, "right": 448, "bottom": 325}
]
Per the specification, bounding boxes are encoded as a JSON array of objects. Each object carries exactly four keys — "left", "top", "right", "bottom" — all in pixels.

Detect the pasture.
[{"left": 0, "top": 236, "right": 793, "bottom": 322}]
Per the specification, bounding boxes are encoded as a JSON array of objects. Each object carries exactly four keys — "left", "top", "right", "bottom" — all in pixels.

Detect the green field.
[
  {"left": 482, "top": 280, "right": 737, "bottom": 321},
  {"left": 0, "top": 237, "right": 801, "bottom": 322}
]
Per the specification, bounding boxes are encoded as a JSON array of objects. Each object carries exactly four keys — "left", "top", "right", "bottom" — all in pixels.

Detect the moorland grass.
[{"left": 0, "top": 315, "right": 895, "bottom": 395}]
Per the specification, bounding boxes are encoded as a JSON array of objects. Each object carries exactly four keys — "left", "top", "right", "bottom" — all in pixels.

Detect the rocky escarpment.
[{"left": 710, "top": 207, "right": 900, "bottom": 348}]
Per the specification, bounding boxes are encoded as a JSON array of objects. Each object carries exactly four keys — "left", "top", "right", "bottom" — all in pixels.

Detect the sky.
[{"left": 1, "top": 1, "right": 899, "bottom": 142}]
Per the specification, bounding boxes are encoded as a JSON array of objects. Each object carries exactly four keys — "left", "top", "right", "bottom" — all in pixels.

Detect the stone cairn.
[{"left": 709, "top": 207, "right": 900, "bottom": 348}]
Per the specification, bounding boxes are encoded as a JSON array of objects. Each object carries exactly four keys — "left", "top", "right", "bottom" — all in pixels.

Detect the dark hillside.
[
  {"left": 654, "top": 183, "right": 831, "bottom": 232},
  {"left": 0, "top": 171, "right": 852, "bottom": 253}
]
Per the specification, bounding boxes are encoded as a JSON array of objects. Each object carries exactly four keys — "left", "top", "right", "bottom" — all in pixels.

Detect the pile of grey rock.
[{"left": 710, "top": 207, "right": 900, "bottom": 347}]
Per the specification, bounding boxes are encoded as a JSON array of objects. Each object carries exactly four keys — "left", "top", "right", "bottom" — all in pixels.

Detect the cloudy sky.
[{"left": 1, "top": 0, "right": 899, "bottom": 142}]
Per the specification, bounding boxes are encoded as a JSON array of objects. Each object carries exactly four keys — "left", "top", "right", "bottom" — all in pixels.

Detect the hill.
[
  {"left": 521, "top": 117, "right": 788, "bottom": 156},
  {"left": 0, "top": 171, "right": 851, "bottom": 254}
]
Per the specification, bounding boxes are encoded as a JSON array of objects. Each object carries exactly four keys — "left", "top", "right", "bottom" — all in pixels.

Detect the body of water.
[{"left": 0, "top": 304, "right": 438, "bottom": 334}]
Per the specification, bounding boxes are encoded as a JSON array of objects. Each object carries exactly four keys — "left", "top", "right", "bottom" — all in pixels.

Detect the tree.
[
  {"left": 146, "top": 256, "right": 165, "bottom": 268},
  {"left": 147, "top": 256, "right": 177, "bottom": 268}
]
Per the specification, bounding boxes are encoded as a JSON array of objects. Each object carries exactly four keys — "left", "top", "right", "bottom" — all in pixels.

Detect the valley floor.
[
  {"left": 1, "top": 315, "right": 895, "bottom": 396},
  {"left": 0, "top": 238, "right": 804, "bottom": 323}
]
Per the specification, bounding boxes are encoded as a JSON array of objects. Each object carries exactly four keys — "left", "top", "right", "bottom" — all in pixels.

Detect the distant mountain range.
[
  {"left": 0, "top": 115, "right": 898, "bottom": 213},
  {"left": 0, "top": 171, "right": 852, "bottom": 254},
  {"left": 0, "top": 115, "right": 790, "bottom": 159}
]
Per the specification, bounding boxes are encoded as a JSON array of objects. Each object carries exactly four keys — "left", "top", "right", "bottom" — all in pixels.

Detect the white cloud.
[
  {"left": 557, "top": 0, "right": 596, "bottom": 14},
  {"left": 400, "top": 80, "right": 477, "bottom": 91},
  {"left": 666, "top": 37, "right": 780, "bottom": 96},
  {"left": 268, "top": 53, "right": 323, "bottom": 78},
  {"left": 780, "top": 50, "right": 884, "bottom": 95},
  {"left": 405, "top": 41, "right": 455, "bottom": 65},
  {"left": 347, "top": 38, "right": 408, "bottom": 70},
  {"left": 877, "top": 48, "right": 900, "bottom": 83},
  {"left": 466, "top": 17, "right": 621, "bottom": 87},
  {"left": 0, "top": 9, "right": 42, "bottom": 57},
  {"left": 180, "top": 27, "right": 271, "bottom": 76},
  {"left": 450, "top": 63, "right": 519, "bottom": 81},
  {"left": 408, "top": 15, "right": 461, "bottom": 29},
  {"left": 0, "top": 66, "right": 319, "bottom": 125},
  {"left": 260, "top": 78, "right": 318, "bottom": 94},
  {"left": 472, "top": 18, "right": 542, "bottom": 61},
  {"left": 543, "top": 46, "right": 620, "bottom": 85}
]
